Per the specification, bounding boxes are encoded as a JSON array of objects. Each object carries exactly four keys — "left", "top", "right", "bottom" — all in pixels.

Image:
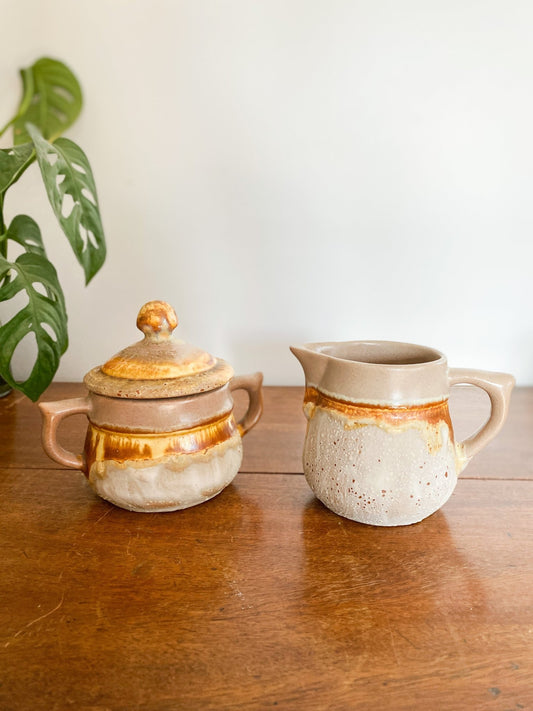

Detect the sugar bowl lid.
[{"left": 84, "top": 301, "right": 234, "bottom": 398}]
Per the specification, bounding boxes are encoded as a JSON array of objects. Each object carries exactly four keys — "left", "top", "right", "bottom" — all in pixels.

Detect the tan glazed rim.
[
  {"left": 308, "top": 340, "right": 446, "bottom": 368},
  {"left": 290, "top": 340, "right": 450, "bottom": 406}
]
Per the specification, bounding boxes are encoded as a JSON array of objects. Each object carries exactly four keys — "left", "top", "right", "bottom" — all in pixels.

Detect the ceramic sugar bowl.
[
  {"left": 39, "top": 301, "right": 263, "bottom": 512},
  {"left": 291, "top": 340, "right": 514, "bottom": 527}
]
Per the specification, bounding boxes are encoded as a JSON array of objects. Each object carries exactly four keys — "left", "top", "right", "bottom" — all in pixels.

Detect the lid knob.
[
  {"left": 136, "top": 301, "right": 178, "bottom": 340},
  {"left": 84, "top": 299, "right": 235, "bottom": 397}
]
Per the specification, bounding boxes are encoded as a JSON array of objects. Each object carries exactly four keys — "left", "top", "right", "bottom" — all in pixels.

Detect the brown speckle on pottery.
[{"left": 291, "top": 340, "right": 514, "bottom": 526}]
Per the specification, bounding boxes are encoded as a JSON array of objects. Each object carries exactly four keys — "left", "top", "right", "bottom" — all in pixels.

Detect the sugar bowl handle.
[
  {"left": 230, "top": 372, "right": 264, "bottom": 436},
  {"left": 39, "top": 397, "right": 91, "bottom": 470},
  {"left": 448, "top": 368, "right": 515, "bottom": 465}
]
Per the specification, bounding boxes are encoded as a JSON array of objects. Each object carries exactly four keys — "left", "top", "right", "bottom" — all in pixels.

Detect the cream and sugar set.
[{"left": 40, "top": 301, "right": 515, "bottom": 527}]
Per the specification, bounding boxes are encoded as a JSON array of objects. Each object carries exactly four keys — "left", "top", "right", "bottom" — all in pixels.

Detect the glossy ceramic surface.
[{"left": 39, "top": 302, "right": 263, "bottom": 512}]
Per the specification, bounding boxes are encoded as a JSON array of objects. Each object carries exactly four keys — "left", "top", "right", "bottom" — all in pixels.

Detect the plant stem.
[
  {"left": 0, "top": 118, "right": 14, "bottom": 140},
  {"left": 0, "top": 193, "right": 6, "bottom": 258},
  {"left": 0, "top": 149, "right": 36, "bottom": 258}
]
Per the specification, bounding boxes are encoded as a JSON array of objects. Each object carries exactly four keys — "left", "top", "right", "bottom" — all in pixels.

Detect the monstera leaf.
[
  {"left": 3, "top": 214, "right": 46, "bottom": 257},
  {"left": 12, "top": 58, "right": 82, "bottom": 145},
  {"left": 0, "top": 217, "right": 68, "bottom": 401},
  {"left": 0, "top": 58, "right": 106, "bottom": 400},
  {"left": 0, "top": 144, "right": 35, "bottom": 194},
  {"left": 28, "top": 124, "right": 106, "bottom": 284}
]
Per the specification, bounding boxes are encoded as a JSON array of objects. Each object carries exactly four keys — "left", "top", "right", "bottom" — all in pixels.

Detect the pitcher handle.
[
  {"left": 39, "top": 397, "right": 91, "bottom": 470},
  {"left": 230, "top": 372, "right": 263, "bottom": 436},
  {"left": 448, "top": 368, "right": 514, "bottom": 464}
]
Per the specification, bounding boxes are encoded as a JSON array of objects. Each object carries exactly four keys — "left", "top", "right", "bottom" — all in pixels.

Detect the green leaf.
[
  {"left": 13, "top": 58, "right": 82, "bottom": 145},
  {"left": 0, "top": 144, "right": 34, "bottom": 194},
  {"left": 28, "top": 125, "right": 106, "bottom": 284},
  {"left": 0, "top": 68, "right": 34, "bottom": 139},
  {"left": 17, "top": 67, "right": 35, "bottom": 119},
  {"left": 0, "top": 249, "right": 68, "bottom": 401},
  {"left": 4, "top": 214, "right": 46, "bottom": 257}
]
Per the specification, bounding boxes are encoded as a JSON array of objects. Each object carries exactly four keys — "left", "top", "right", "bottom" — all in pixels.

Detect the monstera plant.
[{"left": 0, "top": 57, "right": 106, "bottom": 401}]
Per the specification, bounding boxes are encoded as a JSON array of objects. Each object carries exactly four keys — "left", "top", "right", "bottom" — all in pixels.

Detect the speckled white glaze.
[
  {"left": 89, "top": 436, "right": 243, "bottom": 512},
  {"left": 303, "top": 407, "right": 458, "bottom": 526},
  {"left": 291, "top": 340, "right": 515, "bottom": 527}
]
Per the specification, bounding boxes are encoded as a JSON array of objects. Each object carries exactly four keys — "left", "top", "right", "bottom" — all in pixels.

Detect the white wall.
[{"left": 1, "top": 0, "right": 532, "bottom": 385}]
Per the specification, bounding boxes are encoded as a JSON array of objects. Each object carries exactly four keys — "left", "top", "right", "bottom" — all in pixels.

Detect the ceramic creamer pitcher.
[
  {"left": 39, "top": 301, "right": 263, "bottom": 512},
  {"left": 291, "top": 341, "right": 514, "bottom": 526}
]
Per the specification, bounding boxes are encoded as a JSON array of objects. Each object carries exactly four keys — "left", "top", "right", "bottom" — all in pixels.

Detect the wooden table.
[{"left": 1, "top": 384, "right": 532, "bottom": 710}]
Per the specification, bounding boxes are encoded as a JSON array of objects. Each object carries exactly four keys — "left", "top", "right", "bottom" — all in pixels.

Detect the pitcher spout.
[{"left": 290, "top": 345, "right": 329, "bottom": 388}]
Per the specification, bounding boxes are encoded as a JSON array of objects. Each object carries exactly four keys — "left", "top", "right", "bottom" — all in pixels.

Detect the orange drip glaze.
[
  {"left": 83, "top": 412, "right": 238, "bottom": 476},
  {"left": 304, "top": 387, "right": 453, "bottom": 431}
]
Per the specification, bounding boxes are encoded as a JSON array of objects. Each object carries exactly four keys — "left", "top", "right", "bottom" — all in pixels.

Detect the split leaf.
[
  {"left": 13, "top": 57, "right": 82, "bottom": 145},
  {"left": 28, "top": 124, "right": 106, "bottom": 284},
  {"left": 0, "top": 232, "right": 68, "bottom": 401}
]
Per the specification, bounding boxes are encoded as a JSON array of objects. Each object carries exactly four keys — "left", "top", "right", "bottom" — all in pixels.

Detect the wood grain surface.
[{"left": 1, "top": 385, "right": 532, "bottom": 710}]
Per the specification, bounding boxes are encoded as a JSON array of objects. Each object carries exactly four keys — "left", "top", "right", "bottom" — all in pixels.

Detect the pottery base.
[{"left": 88, "top": 436, "right": 243, "bottom": 512}]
